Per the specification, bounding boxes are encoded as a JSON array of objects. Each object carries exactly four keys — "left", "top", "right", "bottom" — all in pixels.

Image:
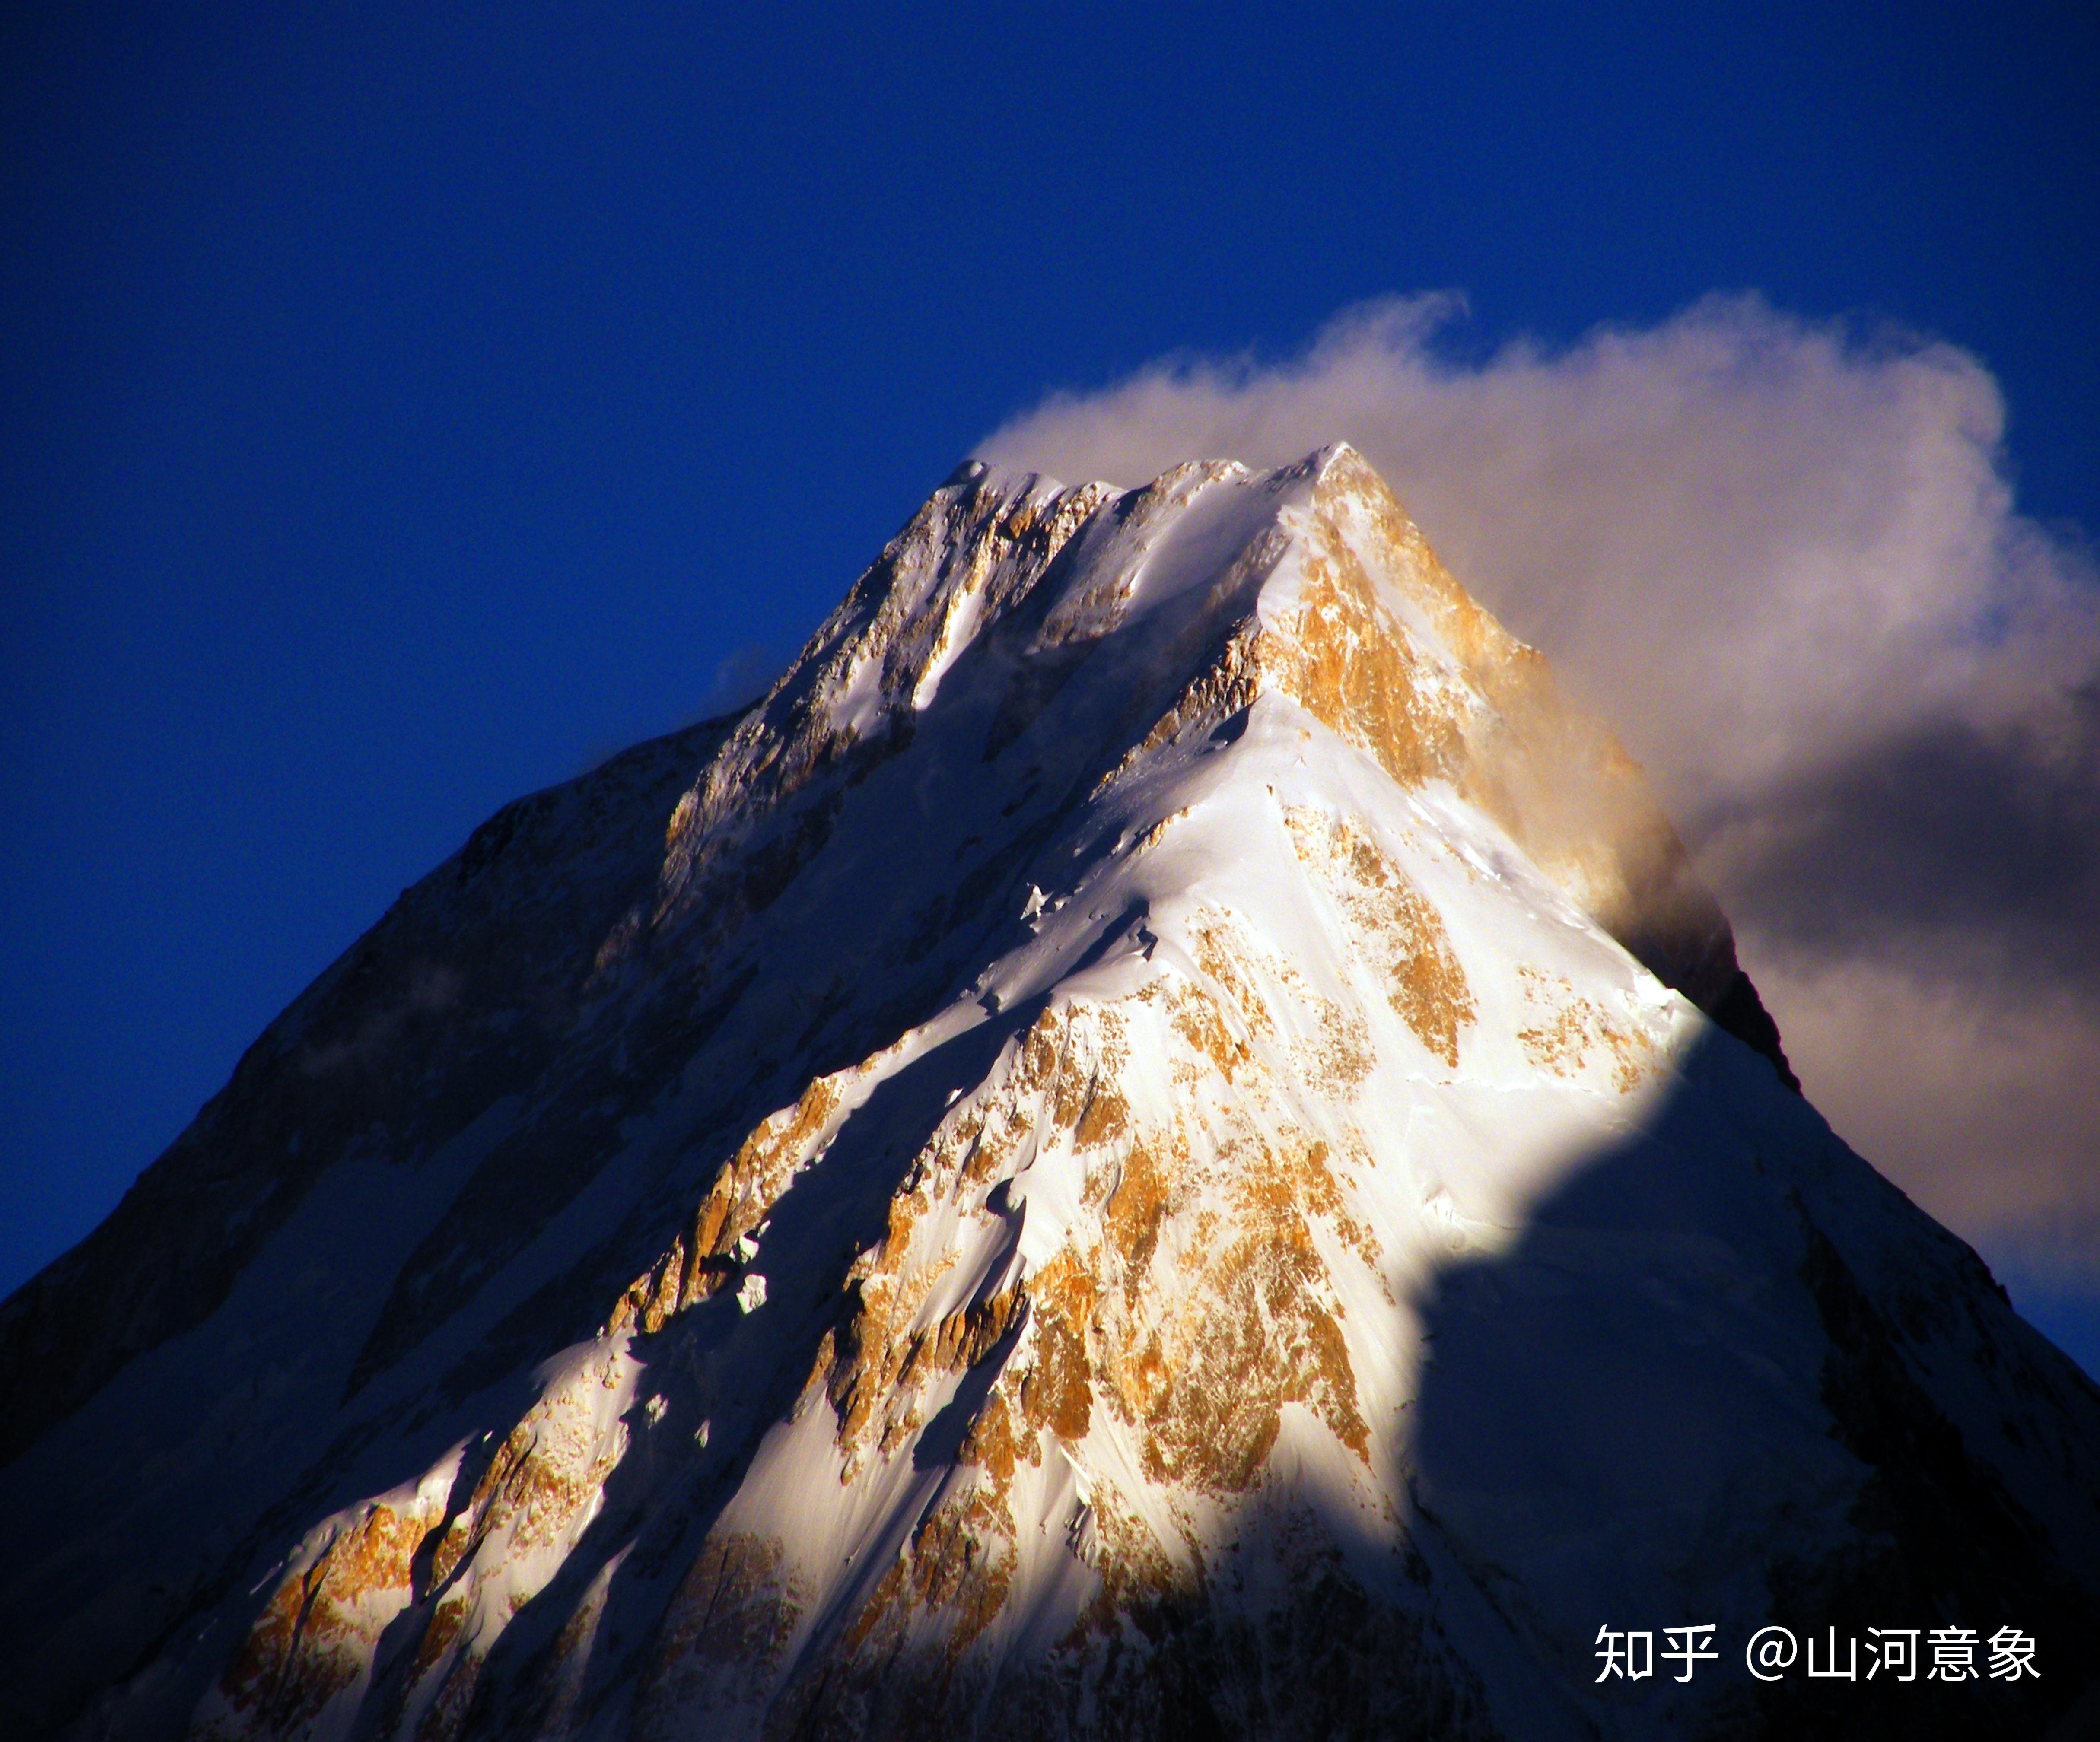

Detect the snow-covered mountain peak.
[
  {"left": 3, "top": 449, "right": 2094, "bottom": 1742},
  {"left": 648, "top": 444, "right": 1747, "bottom": 1036}
]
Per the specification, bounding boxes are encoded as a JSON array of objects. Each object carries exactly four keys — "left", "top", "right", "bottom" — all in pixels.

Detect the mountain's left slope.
[{"left": 3, "top": 447, "right": 2094, "bottom": 1742}]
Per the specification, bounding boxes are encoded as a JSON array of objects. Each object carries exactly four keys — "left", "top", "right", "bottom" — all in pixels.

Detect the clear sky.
[{"left": 4, "top": 4, "right": 2097, "bottom": 1366}]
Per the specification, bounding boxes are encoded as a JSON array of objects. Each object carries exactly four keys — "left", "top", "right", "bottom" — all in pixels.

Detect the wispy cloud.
[
  {"left": 701, "top": 642, "right": 788, "bottom": 718},
  {"left": 982, "top": 295, "right": 2100, "bottom": 1275}
]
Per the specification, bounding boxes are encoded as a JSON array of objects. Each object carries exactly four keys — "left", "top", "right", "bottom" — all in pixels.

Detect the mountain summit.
[{"left": 4, "top": 447, "right": 2094, "bottom": 1740}]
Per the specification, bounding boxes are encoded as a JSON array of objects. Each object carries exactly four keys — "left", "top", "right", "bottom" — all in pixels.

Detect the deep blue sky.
[{"left": 4, "top": 3, "right": 2096, "bottom": 1361}]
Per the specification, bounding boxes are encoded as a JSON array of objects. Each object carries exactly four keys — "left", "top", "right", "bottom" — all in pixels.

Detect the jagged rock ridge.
[{"left": 1, "top": 446, "right": 2093, "bottom": 1741}]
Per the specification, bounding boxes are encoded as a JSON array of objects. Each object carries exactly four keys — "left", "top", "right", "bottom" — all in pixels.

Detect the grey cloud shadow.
[{"left": 1402, "top": 1029, "right": 2100, "bottom": 1741}]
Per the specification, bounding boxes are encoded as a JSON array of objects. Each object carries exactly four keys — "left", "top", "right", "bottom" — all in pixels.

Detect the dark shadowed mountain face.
[{"left": 3, "top": 448, "right": 2094, "bottom": 1742}]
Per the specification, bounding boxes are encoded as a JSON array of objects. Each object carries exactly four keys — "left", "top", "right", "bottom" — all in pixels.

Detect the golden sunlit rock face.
[
  {"left": 192, "top": 447, "right": 1740, "bottom": 1739},
  {"left": 176, "top": 448, "right": 1630, "bottom": 1738},
  {"left": 19, "top": 445, "right": 2089, "bottom": 1742}
]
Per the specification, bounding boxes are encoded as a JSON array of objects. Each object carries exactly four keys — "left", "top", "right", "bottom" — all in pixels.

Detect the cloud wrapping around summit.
[{"left": 982, "top": 296, "right": 2100, "bottom": 1277}]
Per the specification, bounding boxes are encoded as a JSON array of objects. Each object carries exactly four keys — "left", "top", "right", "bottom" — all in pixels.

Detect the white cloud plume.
[{"left": 982, "top": 295, "right": 2100, "bottom": 1274}]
